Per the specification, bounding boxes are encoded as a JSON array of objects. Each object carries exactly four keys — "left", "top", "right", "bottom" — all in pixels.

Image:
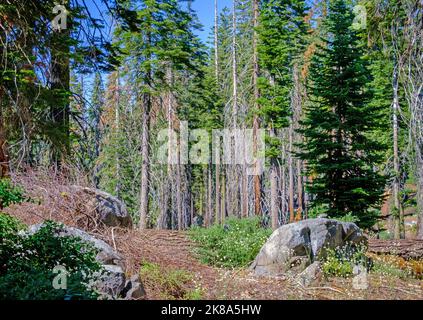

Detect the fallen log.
[{"left": 368, "top": 239, "right": 423, "bottom": 260}]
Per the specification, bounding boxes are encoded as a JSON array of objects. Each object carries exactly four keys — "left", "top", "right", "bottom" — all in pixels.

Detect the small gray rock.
[
  {"left": 125, "top": 282, "right": 146, "bottom": 300},
  {"left": 298, "top": 261, "right": 322, "bottom": 287}
]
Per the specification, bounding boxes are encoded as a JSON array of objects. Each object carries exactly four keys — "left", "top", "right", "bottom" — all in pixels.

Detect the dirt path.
[{"left": 114, "top": 229, "right": 423, "bottom": 300}]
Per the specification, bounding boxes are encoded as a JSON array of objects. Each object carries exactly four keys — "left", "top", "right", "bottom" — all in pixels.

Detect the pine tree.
[{"left": 298, "top": 0, "right": 386, "bottom": 228}]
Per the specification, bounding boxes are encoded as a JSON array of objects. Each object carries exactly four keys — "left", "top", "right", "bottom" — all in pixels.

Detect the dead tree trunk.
[
  {"left": 138, "top": 92, "right": 151, "bottom": 230},
  {"left": 288, "top": 122, "right": 295, "bottom": 222},
  {"left": 229, "top": 0, "right": 239, "bottom": 218},
  {"left": 0, "top": 104, "right": 10, "bottom": 179},
  {"left": 208, "top": 164, "right": 213, "bottom": 225},
  {"left": 214, "top": 0, "right": 221, "bottom": 226},
  {"left": 392, "top": 62, "right": 404, "bottom": 239},
  {"left": 252, "top": 0, "right": 262, "bottom": 217},
  {"left": 139, "top": 30, "right": 153, "bottom": 230}
]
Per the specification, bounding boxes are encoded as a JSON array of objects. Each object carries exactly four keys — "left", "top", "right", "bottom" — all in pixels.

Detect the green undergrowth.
[
  {"left": 140, "top": 261, "right": 203, "bottom": 300},
  {"left": 188, "top": 217, "right": 272, "bottom": 269},
  {"left": 0, "top": 213, "right": 102, "bottom": 300}
]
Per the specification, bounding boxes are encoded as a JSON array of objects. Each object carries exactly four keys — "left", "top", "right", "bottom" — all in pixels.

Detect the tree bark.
[
  {"left": 0, "top": 104, "right": 10, "bottom": 179},
  {"left": 221, "top": 170, "right": 226, "bottom": 224},
  {"left": 229, "top": 0, "right": 239, "bottom": 217},
  {"left": 417, "top": 164, "right": 423, "bottom": 239},
  {"left": 288, "top": 122, "right": 295, "bottom": 222},
  {"left": 208, "top": 164, "right": 213, "bottom": 225},
  {"left": 252, "top": 0, "right": 261, "bottom": 217},
  {"left": 392, "top": 62, "right": 404, "bottom": 239},
  {"left": 281, "top": 142, "right": 287, "bottom": 224},
  {"left": 214, "top": 0, "right": 221, "bottom": 226},
  {"left": 297, "top": 159, "right": 303, "bottom": 219},
  {"left": 138, "top": 93, "right": 151, "bottom": 230},
  {"left": 215, "top": 151, "right": 221, "bottom": 225},
  {"left": 114, "top": 72, "right": 122, "bottom": 199},
  {"left": 139, "top": 28, "right": 153, "bottom": 230}
]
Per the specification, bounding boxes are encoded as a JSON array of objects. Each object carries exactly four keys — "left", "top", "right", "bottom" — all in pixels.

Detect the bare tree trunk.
[
  {"left": 232, "top": 0, "right": 238, "bottom": 127},
  {"left": 215, "top": 152, "right": 221, "bottom": 225},
  {"left": 241, "top": 166, "right": 248, "bottom": 217},
  {"left": 252, "top": 0, "right": 261, "bottom": 217},
  {"left": 139, "top": 93, "right": 151, "bottom": 230},
  {"left": 190, "top": 195, "right": 194, "bottom": 227},
  {"left": 203, "top": 166, "right": 209, "bottom": 226},
  {"left": 281, "top": 142, "right": 287, "bottom": 223},
  {"left": 214, "top": 0, "right": 221, "bottom": 225},
  {"left": 114, "top": 73, "right": 122, "bottom": 198},
  {"left": 417, "top": 155, "right": 423, "bottom": 239},
  {"left": 221, "top": 172, "right": 226, "bottom": 224},
  {"left": 208, "top": 164, "right": 213, "bottom": 225},
  {"left": 270, "top": 128, "right": 278, "bottom": 229},
  {"left": 288, "top": 122, "right": 295, "bottom": 222},
  {"left": 139, "top": 29, "right": 152, "bottom": 230},
  {"left": 176, "top": 162, "right": 183, "bottom": 230},
  {"left": 0, "top": 104, "right": 10, "bottom": 179},
  {"left": 392, "top": 62, "right": 404, "bottom": 239},
  {"left": 230, "top": 0, "right": 239, "bottom": 218},
  {"left": 297, "top": 159, "right": 303, "bottom": 219},
  {"left": 292, "top": 65, "right": 304, "bottom": 220},
  {"left": 214, "top": 0, "right": 219, "bottom": 83},
  {"left": 400, "top": 2, "right": 423, "bottom": 238}
]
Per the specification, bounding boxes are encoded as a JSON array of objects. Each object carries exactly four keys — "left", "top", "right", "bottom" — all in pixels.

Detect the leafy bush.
[
  {"left": 188, "top": 217, "right": 272, "bottom": 268},
  {"left": 321, "top": 244, "right": 369, "bottom": 278},
  {"left": 0, "top": 215, "right": 102, "bottom": 300},
  {"left": 140, "top": 261, "right": 202, "bottom": 300},
  {"left": 0, "top": 179, "right": 25, "bottom": 209}
]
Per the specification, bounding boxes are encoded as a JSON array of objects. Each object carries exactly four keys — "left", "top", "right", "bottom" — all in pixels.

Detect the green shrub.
[
  {"left": 140, "top": 261, "right": 202, "bottom": 300},
  {"left": 336, "top": 213, "right": 360, "bottom": 223},
  {"left": 321, "top": 244, "right": 369, "bottom": 278},
  {"left": 188, "top": 217, "right": 272, "bottom": 268},
  {"left": 307, "top": 204, "right": 378, "bottom": 229},
  {"left": 0, "top": 215, "right": 102, "bottom": 300},
  {"left": 0, "top": 213, "right": 26, "bottom": 271},
  {"left": 371, "top": 260, "right": 411, "bottom": 279},
  {"left": 0, "top": 179, "right": 26, "bottom": 209}
]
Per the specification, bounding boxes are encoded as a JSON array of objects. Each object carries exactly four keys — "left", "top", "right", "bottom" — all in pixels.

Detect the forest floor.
[
  {"left": 114, "top": 229, "right": 423, "bottom": 300},
  {"left": 4, "top": 171, "right": 422, "bottom": 300}
]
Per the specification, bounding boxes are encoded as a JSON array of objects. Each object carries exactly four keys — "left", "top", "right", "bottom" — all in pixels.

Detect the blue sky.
[
  {"left": 192, "top": 0, "right": 232, "bottom": 44},
  {"left": 85, "top": 0, "right": 233, "bottom": 45}
]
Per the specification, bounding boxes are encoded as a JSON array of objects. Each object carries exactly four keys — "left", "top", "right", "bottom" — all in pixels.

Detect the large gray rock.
[
  {"left": 251, "top": 218, "right": 366, "bottom": 276},
  {"left": 74, "top": 186, "right": 133, "bottom": 228}
]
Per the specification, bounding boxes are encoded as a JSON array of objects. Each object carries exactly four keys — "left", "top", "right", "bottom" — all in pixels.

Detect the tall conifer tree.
[{"left": 298, "top": 0, "right": 386, "bottom": 227}]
